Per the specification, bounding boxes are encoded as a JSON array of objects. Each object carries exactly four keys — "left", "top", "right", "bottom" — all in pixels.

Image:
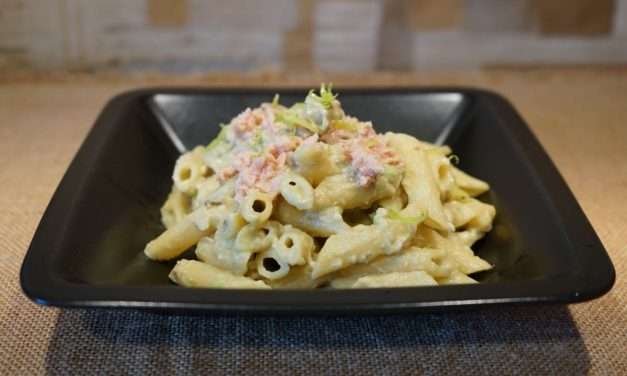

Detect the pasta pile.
[{"left": 144, "top": 85, "right": 496, "bottom": 289}]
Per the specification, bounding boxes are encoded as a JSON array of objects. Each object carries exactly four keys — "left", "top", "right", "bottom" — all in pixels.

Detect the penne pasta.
[
  {"left": 240, "top": 190, "right": 274, "bottom": 225},
  {"left": 352, "top": 271, "right": 438, "bottom": 288},
  {"left": 267, "top": 265, "right": 321, "bottom": 289},
  {"left": 330, "top": 247, "right": 443, "bottom": 288},
  {"left": 142, "top": 85, "right": 497, "bottom": 289},
  {"left": 274, "top": 200, "right": 349, "bottom": 237},
  {"left": 280, "top": 173, "right": 314, "bottom": 210},
  {"left": 291, "top": 142, "right": 340, "bottom": 186},
  {"left": 145, "top": 205, "right": 225, "bottom": 261},
  {"left": 160, "top": 187, "right": 192, "bottom": 229},
  {"left": 444, "top": 198, "right": 496, "bottom": 232},
  {"left": 170, "top": 259, "right": 269, "bottom": 289},
  {"left": 450, "top": 166, "right": 490, "bottom": 197},
  {"left": 173, "top": 146, "right": 212, "bottom": 196},
  {"left": 312, "top": 209, "right": 420, "bottom": 278},
  {"left": 386, "top": 132, "right": 453, "bottom": 232},
  {"left": 313, "top": 172, "right": 400, "bottom": 210}
]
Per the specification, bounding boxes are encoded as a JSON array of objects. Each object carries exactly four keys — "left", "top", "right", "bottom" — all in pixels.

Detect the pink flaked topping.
[
  {"left": 319, "top": 129, "right": 353, "bottom": 144},
  {"left": 218, "top": 147, "right": 294, "bottom": 200},
  {"left": 302, "top": 133, "right": 319, "bottom": 145},
  {"left": 232, "top": 151, "right": 287, "bottom": 200},
  {"left": 218, "top": 166, "right": 237, "bottom": 181},
  {"left": 215, "top": 102, "right": 401, "bottom": 199},
  {"left": 349, "top": 147, "right": 384, "bottom": 186},
  {"left": 231, "top": 105, "right": 276, "bottom": 140},
  {"left": 341, "top": 133, "right": 401, "bottom": 187},
  {"left": 231, "top": 108, "right": 261, "bottom": 136},
  {"left": 217, "top": 106, "right": 302, "bottom": 200},
  {"left": 267, "top": 136, "right": 301, "bottom": 155}
]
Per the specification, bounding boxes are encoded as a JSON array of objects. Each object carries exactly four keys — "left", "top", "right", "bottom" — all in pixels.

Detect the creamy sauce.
[{"left": 207, "top": 98, "right": 401, "bottom": 201}]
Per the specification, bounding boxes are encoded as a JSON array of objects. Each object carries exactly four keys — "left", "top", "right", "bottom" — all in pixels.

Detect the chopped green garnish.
[
  {"left": 382, "top": 165, "right": 402, "bottom": 181},
  {"left": 249, "top": 130, "right": 264, "bottom": 151},
  {"left": 206, "top": 125, "right": 228, "bottom": 151},
  {"left": 365, "top": 138, "right": 379, "bottom": 148},
  {"left": 308, "top": 83, "right": 337, "bottom": 110},
  {"left": 272, "top": 94, "right": 280, "bottom": 106},
  {"left": 387, "top": 209, "right": 426, "bottom": 225},
  {"left": 448, "top": 186, "right": 470, "bottom": 201},
  {"left": 290, "top": 102, "right": 305, "bottom": 112},
  {"left": 332, "top": 119, "right": 359, "bottom": 132},
  {"left": 275, "top": 107, "right": 319, "bottom": 133}
]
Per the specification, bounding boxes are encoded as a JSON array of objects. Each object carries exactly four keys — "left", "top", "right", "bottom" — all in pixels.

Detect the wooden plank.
[
  {"left": 616, "top": 0, "right": 627, "bottom": 35},
  {"left": 406, "top": 0, "right": 462, "bottom": 31},
  {"left": 532, "top": 0, "right": 614, "bottom": 35},
  {"left": 464, "top": 0, "right": 533, "bottom": 32},
  {"left": 284, "top": 0, "right": 313, "bottom": 71},
  {"left": 148, "top": 0, "right": 188, "bottom": 27}
]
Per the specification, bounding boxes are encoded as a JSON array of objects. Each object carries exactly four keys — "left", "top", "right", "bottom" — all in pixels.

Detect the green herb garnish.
[
  {"left": 206, "top": 125, "right": 228, "bottom": 151},
  {"left": 307, "top": 83, "right": 337, "bottom": 110},
  {"left": 275, "top": 108, "right": 319, "bottom": 133},
  {"left": 332, "top": 119, "right": 359, "bottom": 132},
  {"left": 387, "top": 209, "right": 426, "bottom": 225},
  {"left": 249, "top": 130, "right": 264, "bottom": 152}
]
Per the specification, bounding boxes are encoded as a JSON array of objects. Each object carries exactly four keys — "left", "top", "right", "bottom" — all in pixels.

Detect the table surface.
[{"left": 0, "top": 69, "right": 625, "bottom": 375}]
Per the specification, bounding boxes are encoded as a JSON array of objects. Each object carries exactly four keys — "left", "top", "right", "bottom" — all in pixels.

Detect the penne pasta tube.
[
  {"left": 273, "top": 225, "right": 315, "bottom": 266},
  {"left": 274, "top": 200, "right": 349, "bottom": 237},
  {"left": 437, "top": 270, "right": 478, "bottom": 285},
  {"left": 169, "top": 259, "right": 269, "bottom": 289},
  {"left": 160, "top": 187, "right": 191, "bottom": 229},
  {"left": 450, "top": 166, "right": 490, "bottom": 197},
  {"left": 280, "top": 173, "right": 314, "bottom": 210},
  {"left": 426, "top": 150, "right": 456, "bottom": 200},
  {"left": 196, "top": 211, "right": 248, "bottom": 275},
  {"left": 313, "top": 172, "right": 400, "bottom": 210},
  {"left": 144, "top": 205, "right": 225, "bottom": 261},
  {"left": 240, "top": 190, "right": 274, "bottom": 225},
  {"left": 267, "top": 265, "right": 321, "bottom": 289},
  {"left": 330, "top": 246, "right": 444, "bottom": 288},
  {"left": 312, "top": 208, "right": 419, "bottom": 278},
  {"left": 351, "top": 271, "right": 438, "bottom": 288},
  {"left": 444, "top": 198, "right": 496, "bottom": 232},
  {"left": 377, "top": 191, "right": 405, "bottom": 212},
  {"left": 196, "top": 237, "right": 251, "bottom": 276},
  {"left": 143, "top": 86, "right": 499, "bottom": 289},
  {"left": 449, "top": 229, "right": 485, "bottom": 247},
  {"left": 234, "top": 221, "right": 281, "bottom": 254},
  {"left": 192, "top": 175, "right": 220, "bottom": 210},
  {"left": 386, "top": 132, "right": 452, "bottom": 232},
  {"left": 172, "top": 146, "right": 212, "bottom": 196},
  {"left": 414, "top": 226, "right": 492, "bottom": 275},
  {"left": 291, "top": 142, "right": 340, "bottom": 186},
  {"left": 256, "top": 248, "right": 291, "bottom": 280}
]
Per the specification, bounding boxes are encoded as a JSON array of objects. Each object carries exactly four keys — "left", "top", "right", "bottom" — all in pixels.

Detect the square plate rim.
[{"left": 19, "top": 86, "right": 616, "bottom": 313}]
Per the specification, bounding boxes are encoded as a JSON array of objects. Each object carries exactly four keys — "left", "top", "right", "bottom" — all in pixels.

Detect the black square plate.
[{"left": 20, "top": 88, "right": 615, "bottom": 313}]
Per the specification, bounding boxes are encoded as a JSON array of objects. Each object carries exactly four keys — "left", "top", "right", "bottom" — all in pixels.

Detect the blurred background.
[{"left": 1, "top": 0, "right": 626, "bottom": 74}]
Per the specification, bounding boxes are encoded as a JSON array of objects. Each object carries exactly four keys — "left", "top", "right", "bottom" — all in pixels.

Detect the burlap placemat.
[{"left": 1, "top": 72, "right": 625, "bottom": 375}]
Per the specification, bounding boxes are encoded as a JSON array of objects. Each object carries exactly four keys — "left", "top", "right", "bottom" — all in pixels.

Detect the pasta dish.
[{"left": 144, "top": 85, "right": 496, "bottom": 289}]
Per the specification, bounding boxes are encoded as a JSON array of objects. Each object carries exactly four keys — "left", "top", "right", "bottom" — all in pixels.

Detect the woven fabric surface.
[{"left": 0, "top": 71, "right": 626, "bottom": 375}]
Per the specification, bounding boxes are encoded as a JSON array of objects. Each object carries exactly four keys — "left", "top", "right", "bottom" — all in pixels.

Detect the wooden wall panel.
[
  {"left": 148, "top": 0, "right": 188, "bottom": 27},
  {"left": 1, "top": 0, "right": 627, "bottom": 71},
  {"left": 533, "top": 0, "right": 615, "bottom": 35},
  {"left": 284, "top": 0, "right": 314, "bottom": 71},
  {"left": 464, "top": 0, "right": 534, "bottom": 32},
  {"left": 406, "top": 0, "right": 462, "bottom": 31}
]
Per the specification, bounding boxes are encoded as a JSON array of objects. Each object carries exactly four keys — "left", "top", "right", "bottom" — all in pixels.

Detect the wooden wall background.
[{"left": 1, "top": 0, "right": 627, "bottom": 72}]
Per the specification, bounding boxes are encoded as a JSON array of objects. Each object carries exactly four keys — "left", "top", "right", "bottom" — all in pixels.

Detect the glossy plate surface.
[{"left": 20, "top": 88, "right": 615, "bottom": 313}]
